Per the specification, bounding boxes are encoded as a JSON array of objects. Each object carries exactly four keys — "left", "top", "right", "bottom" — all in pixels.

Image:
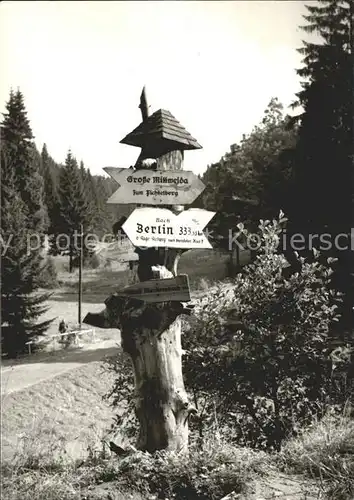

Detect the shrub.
[
  {"left": 103, "top": 352, "right": 138, "bottom": 441},
  {"left": 85, "top": 252, "right": 101, "bottom": 270},
  {"left": 57, "top": 331, "right": 77, "bottom": 349},
  {"left": 183, "top": 213, "right": 350, "bottom": 450},
  {"left": 38, "top": 256, "right": 58, "bottom": 289}
]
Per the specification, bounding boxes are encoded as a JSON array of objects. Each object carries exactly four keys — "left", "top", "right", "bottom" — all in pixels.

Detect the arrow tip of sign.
[{"left": 103, "top": 167, "right": 115, "bottom": 177}]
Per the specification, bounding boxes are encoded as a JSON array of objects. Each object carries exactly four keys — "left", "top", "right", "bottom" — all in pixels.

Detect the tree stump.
[
  {"left": 123, "top": 266, "right": 191, "bottom": 452},
  {"left": 93, "top": 261, "right": 194, "bottom": 452}
]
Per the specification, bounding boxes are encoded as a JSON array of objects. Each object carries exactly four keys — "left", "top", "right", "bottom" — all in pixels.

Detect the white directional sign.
[
  {"left": 122, "top": 207, "right": 215, "bottom": 249},
  {"left": 104, "top": 167, "right": 206, "bottom": 205}
]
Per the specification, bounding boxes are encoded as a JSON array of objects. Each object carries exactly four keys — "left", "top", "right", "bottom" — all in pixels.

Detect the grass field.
[
  {"left": 1, "top": 358, "right": 145, "bottom": 500},
  {"left": 1, "top": 358, "right": 119, "bottom": 462},
  {"left": 3, "top": 360, "right": 352, "bottom": 500}
]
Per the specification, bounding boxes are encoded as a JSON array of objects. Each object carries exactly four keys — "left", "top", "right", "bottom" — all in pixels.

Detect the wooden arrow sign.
[
  {"left": 122, "top": 207, "right": 215, "bottom": 249},
  {"left": 117, "top": 274, "right": 191, "bottom": 303},
  {"left": 104, "top": 167, "right": 206, "bottom": 205}
]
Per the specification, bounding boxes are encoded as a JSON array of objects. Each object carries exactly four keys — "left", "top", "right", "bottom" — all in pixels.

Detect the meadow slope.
[{"left": 2, "top": 359, "right": 120, "bottom": 462}]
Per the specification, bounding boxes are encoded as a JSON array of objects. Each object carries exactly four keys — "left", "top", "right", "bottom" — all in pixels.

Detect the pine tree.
[
  {"left": 79, "top": 161, "right": 97, "bottom": 228},
  {"left": 41, "top": 143, "right": 60, "bottom": 235},
  {"left": 1, "top": 130, "right": 52, "bottom": 357},
  {"left": 94, "top": 175, "right": 123, "bottom": 235},
  {"left": 289, "top": 0, "right": 353, "bottom": 322},
  {"left": 58, "top": 151, "right": 91, "bottom": 271},
  {"left": 292, "top": 1, "right": 351, "bottom": 229},
  {"left": 2, "top": 90, "right": 48, "bottom": 234}
]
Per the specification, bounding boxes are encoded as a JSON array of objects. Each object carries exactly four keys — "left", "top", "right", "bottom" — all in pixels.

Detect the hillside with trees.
[
  {"left": 200, "top": 0, "right": 353, "bottom": 325},
  {"left": 0, "top": 90, "right": 130, "bottom": 356},
  {"left": 198, "top": 97, "right": 298, "bottom": 271}
]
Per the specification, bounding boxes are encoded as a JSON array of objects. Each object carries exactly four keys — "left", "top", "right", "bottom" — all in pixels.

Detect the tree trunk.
[
  {"left": 96, "top": 264, "right": 194, "bottom": 453},
  {"left": 69, "top": 243, "right": 73, "bottom": 273},
  {"left": 228, "top": 245, "right": 240, "bottom": 277},
  {"left": 127, "top": 269, "right": 190, "bottom": 452}
]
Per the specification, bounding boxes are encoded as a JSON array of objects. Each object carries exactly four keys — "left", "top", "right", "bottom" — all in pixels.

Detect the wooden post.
[
  {"left": 138, "top": 85, "right": 150, "bottom": 122},
  {"left": 78, "top": 223, "right": 83, "bottom": 328},
  {"left": 119, "top": 112, "right": 193, "bottom": 452},
  {"left": 85, "top": 90, "right": 204, "bottom": 453}
]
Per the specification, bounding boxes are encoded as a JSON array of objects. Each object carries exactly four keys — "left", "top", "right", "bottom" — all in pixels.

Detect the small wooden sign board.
[
  {"left": 104, "top": 167, "right": 206, "bottom": 206},
  {"left": 116, "top": 274, "right": 191, "bottom": 303}
]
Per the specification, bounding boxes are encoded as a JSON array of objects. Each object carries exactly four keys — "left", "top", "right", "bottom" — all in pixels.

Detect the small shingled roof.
[{"left": 120, "top": 109, "right": 202, "bottom": 150}]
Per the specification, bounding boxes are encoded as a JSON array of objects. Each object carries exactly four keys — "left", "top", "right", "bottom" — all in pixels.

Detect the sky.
[{"left": 0, "top": 1, "right": 312, "bottom": 177}]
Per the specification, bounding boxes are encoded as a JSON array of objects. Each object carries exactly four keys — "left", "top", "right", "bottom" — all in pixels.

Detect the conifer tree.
[
  {"left": 79, "top": 160, "right": 97, "bottom": 228},
  {"left": 58, "top": 151, "right": 91, "bottom": 271},
  {"left": 291, "top": 1, "right": 351, "bottom": 231},
  {"left": 289, "top": 0, "right": 353, "bottom": 322},
  {"left": 94, "top": 175, "right": 119, "bottom": 235},
  {"left": 1, "top": 116, "right": 52, "bottom": 357},
  {"left": 41, "top": 143, "right": 60, "bottom": 236},
  {"left": 2, "top": 90, "right": 48, "bottom": 234}
]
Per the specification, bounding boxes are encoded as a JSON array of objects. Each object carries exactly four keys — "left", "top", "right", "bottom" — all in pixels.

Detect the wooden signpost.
[
  {"left": 122, "top": 207, "right": 215, "bottom": 249},
  {"left": 104, "top": 167, "right": 206, "bottom": 205},
  {"left": 84, "top": 87, "right": 213, "bottom": 453}
]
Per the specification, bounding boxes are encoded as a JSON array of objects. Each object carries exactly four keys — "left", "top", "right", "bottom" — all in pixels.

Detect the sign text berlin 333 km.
[{"left": 122, "top": 207, "right": 215, "bottom": 249}]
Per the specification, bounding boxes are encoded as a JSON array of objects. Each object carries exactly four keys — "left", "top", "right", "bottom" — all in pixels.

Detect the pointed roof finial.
[{"left": 139, "top": 86, "right": 149, "bottom": 122}]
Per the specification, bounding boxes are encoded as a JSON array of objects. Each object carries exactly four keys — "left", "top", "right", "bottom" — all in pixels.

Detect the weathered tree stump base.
[{"left": 84, "top": 267, "right": 195, "bottom": 453}]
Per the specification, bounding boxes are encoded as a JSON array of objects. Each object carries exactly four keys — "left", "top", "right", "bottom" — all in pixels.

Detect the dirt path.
[
  {"left": 0, "top": 289, "right": 206, "bottom": 397},
  {"left": 1, "top": 339, "right": 119, "bottom": 396},
  {"left": 0, "top": 284, "right": 208, "bottom": 397}
]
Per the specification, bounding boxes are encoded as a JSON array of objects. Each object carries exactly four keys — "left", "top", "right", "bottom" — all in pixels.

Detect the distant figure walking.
[
  {"left": 58, "top": 319, "right": 71, "bottom": 348},
  {"left": 58, "top": 319, "right": 67, "bottom": 335}
]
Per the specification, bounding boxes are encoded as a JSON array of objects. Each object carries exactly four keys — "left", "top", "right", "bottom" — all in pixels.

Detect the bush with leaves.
[
  {"left": 103, "top": 351, "right": 138, "bottom": 441},
  {"left": 37, "top": 256, "right": 58, "bottom": 289},
  {"left": 183, "top": 213, "right": 350, "bottom": 451},
  {"left": 85, "top": 252, "right": 101, "bottom": 270}
]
